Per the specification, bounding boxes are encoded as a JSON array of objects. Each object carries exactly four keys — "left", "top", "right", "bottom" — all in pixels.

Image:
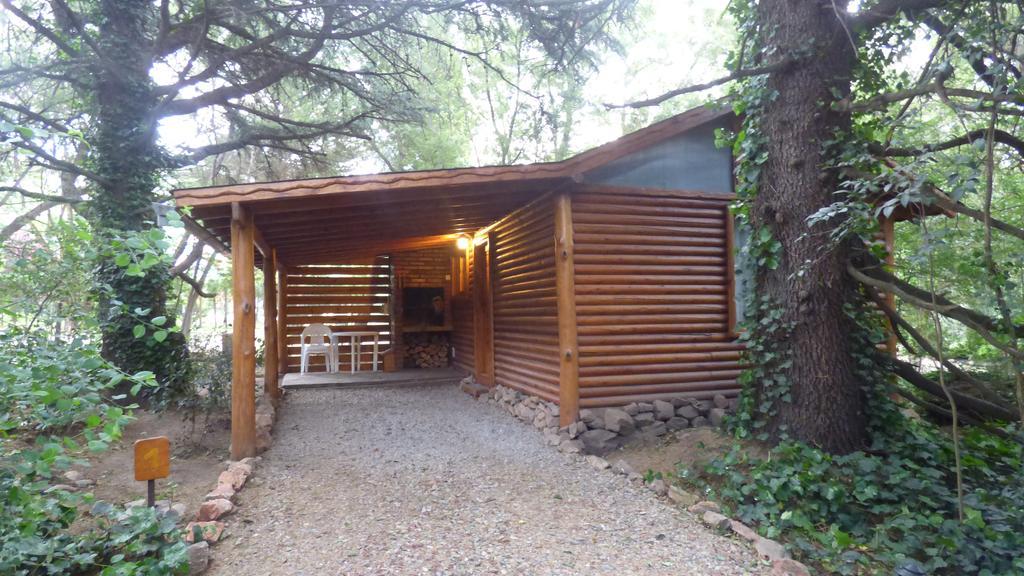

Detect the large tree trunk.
[
  {"left": 92, "top": 0, "right": 189, "bottom": 393},
  {"left": 752, "top": 0, "right": 866, "bottom": 453}
]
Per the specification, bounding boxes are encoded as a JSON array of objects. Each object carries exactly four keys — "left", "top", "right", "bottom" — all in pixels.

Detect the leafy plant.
[
  {"left": 682, "top": 403, "right": 1024, "bottom": 575},
  {"left": 0, "top": 330, "right": 188, "bottom": 575}
]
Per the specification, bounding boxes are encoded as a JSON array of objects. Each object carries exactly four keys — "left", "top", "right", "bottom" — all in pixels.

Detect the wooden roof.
[{"left": 173, "top": 103, "right": 733, "bottom": 265}]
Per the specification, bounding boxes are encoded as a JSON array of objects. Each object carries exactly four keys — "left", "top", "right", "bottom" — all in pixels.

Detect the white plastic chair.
[{"left": 300, "top": 323, "right": 336, "bottom": 373}]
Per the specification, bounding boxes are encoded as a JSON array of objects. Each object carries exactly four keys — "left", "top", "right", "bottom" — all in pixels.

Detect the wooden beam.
[
  {"left": 554, "top": 193, "right": 580, "bottom": 426},
  {"left": 263, "top": 248, "right": 280, "bottom": 399},
  {"left": 472, "top": 235, "right": 495, "bottom": 385},
  {"left": 230, "top": 203, "right": 257, "bottom": 459},
  {"left": 725, "top": 207, "right": 737, "bottom": 335},
  {"left": 276, "top": 266, "right": 289, "bottom": 377}
]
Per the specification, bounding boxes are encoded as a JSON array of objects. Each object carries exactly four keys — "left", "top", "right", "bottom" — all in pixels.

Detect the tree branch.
[
  {"left": 0, "top": 185, "right": 83, "bottom": 204},
  {"left": 848, "top": 261, "right": 1024, "bottom": 356},
  {"left": 845, "top": 0, "right": 948, "bottom": 30},
  {"left": 888, "top": 357, "right": 1019, "bottom": 421},
  {"left": 871, "top": 128, "right": 1024, "bottom": 159},
  {"left": 604, "top": 60, "right": 795, "bottom": 109}
]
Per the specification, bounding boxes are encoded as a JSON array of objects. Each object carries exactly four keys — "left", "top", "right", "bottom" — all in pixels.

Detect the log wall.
[
  {"left": 282, "top": 259, "right": 391, "bottom": 371},
  {"left": 491, "top": 197, "right": 560, "bottom": 401},
  {"left": 571, "top": 189, "right": 742, "bottom": 407}
]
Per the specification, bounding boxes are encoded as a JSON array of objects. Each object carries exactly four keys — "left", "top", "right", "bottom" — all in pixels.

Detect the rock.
[
  {"left": 636, "top": 402, "right": 654, "bottom": 412},
  {"left": 585, "top": 455, "right": 610, "bottom": 470},
  {"left": 579, "top": 408, "right": 600, "bottom": 426},
  {"left": 63, "top": 470, "right": 84, "bottom": 483},
  {"left": 557, "top": 439, "right": 583, "bottom": 454},
  {"left": 561, "top": 420, "right": 586, "bottom": 439},
  {"left": 667, "top": 485, "right": 698, "bottom": 507},
  {"left": 204, "top": 483, "right": 235, "bottom": 502},
  {"left": 653, "top": 400, "right": 675, "bottom": 421},
  {"left": 688, "top": 500, "right": 721, "bottom": 514},
  {"left": 579, "top": 429, "right": 619, "bottom": 454},
  {"left": 754, "top": 536, "right": 791, "bottom": 561},
  {"left": 218, "top": 466, "right": 248, "bottom": 490},
  {"left": 729, "top": 519, "right": 758, "bottom": 542},
  {"left": 644, "top": 421, "right": 667, "bottom": 437},
  {"left": 771, "top": 559, "right": 811, "bottom": 576},
  {"left": 187, "top": 542, "right": 210, "bottom": 575},
  {"left": 171, "top": 503, "right": 188, "bottom": 519},
  {"left": 713, "top": 394, "right": 730, "bottom": 409},
  {"left": 73, "top": 478, "right": 95, "bottom": 489},
  {"left": 666, "top": 417, "right": 690, "bottom": 431},
  {"left": 648, "top": 478, "right": 668, "bottom": 497},
  {"left": 627, "top": 472, "right": 643, "bottom": 483},
  {"left": 709, "top": 408, "right": 727, "bottom": 427},
  {"left": 677, "top": 405, "right": 700, "bottom": 419},
  {"left": 671, "top": 397, "right": 688, "bottom": 408},
  {"left": 184, "top": 521, "right": 225, "bottom": 544},
  {"left": 602, "top": 408, "right": 635, "bottom": 435},
  {"left": 693, "top": 400, "right": 710, "bottom": 414},
  {"left": 611, "top": 459, "right": 635, "bottom": 476},
  {"left": 228, "top": 461, "right": 253, "bottom": 477},
  {"left": 633, "top": 412, "right": 656, "bottom": 427},
  {"left": 728, "top": 397, "right": 739, "bottom": 411},
  {"left": 255, "top": 411, "right": 273, "bottom": 430},
  {"left": 701, "top": 510, "right": 731, "bottom": 531},
  {"left": 255, "top": 429, "right": 273, "bottom": 452},
  {"left": 691, "top": 416, "right": 709, "bottom": 427},
  {"left": 196, "top": 498, "right": 233, "bottom": 522},
  {"left": 45, "top": 484, "right": 77, "bottom": 493}
]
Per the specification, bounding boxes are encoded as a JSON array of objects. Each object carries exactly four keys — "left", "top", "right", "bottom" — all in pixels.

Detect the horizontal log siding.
[
  {"left": 491, "top": 198, "right": 559, "bottom": 402},
  {"left": 451, "top": 248, "right": 475, "bottom": 373},
  {"left": 283, "top": 259, "right": 391, "bottom": 371},
  {"left": 572, "top": 191, "right": 742, "bottom": 406}
]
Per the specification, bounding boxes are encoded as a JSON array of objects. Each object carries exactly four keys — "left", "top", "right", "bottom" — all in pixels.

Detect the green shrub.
[
  {"left": 683, "top": 409, "right": 1024, "bottom": 575},
  {"left": 0, "top": 330, "right": 188, "bottom": 575}
]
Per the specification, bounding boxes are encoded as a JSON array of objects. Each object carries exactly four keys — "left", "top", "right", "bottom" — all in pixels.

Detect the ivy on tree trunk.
[{"left": 91, "top": 0, "right": 188, "bottom": 393}]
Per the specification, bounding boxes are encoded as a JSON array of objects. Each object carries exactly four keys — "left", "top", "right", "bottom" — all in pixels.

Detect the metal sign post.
[{"left": 133, "top": 436, "right": 170, "bottom": 507}]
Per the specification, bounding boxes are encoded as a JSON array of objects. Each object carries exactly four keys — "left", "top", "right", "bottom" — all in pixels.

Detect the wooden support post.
[
  {"left": 472, "top": 235, "right": 495, "bottom": 385},
  {"left": 230, "top": 203, "right": 257, "bottom": 460},
  {"left": 725, "top": 207, "right": 737, "bottom": 335},
  {"left": 554, "top": 194, "right": 580, "bottom": 426},
  {"left": 277, "top": 266, "right": 288, "bottom": 377},
  {"left": 263, "top": 248, "right": 280, "bottom": 399}
]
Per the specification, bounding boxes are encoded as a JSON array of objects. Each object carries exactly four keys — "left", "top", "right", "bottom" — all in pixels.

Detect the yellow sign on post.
[{"left": 134, "top": 436, "right": 170, "bottom": 506}]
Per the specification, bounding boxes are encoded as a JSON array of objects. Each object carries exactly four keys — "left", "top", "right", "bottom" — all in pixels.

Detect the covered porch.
[{"left": 176, "top": 165, "right": 577, "bottom": 459}]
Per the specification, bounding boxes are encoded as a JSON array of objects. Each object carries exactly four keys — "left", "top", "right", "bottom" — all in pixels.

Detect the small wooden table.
[{"left": 330, "top": 331, "right": 380, "bottom": 373}]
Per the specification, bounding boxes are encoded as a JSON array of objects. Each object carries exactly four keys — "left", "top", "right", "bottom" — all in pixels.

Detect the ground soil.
[
  {"left": 612, "top": 426, "right": 742, "bottom": 477},
  {"left": 82, "top": 407, "right": 231, "bottom": 517}
]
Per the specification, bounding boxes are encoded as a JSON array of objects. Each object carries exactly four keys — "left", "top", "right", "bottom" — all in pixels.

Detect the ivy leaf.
[
  {"left": 152, "top": 330, "right": 168, "bottom": 343},
  {"left": 151, "top": 316, "right": 167, "bottom": 326},
  {"left": 114, "top": 253, "right": 131, "bottom": 267},
  {"left": 132, "top": 324, "right": 146, "bottom": 338}
]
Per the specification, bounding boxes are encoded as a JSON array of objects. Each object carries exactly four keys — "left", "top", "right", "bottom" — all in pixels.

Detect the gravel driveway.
[{"left": 209, "top": 383, "right": 766, "bottom": 575}]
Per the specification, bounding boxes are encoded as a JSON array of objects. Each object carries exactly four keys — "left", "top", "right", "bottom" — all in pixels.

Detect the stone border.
[
  {"left": 183, "top": 393, "right": 279, "bottom": 574},
  {"left": 470, "top": 381, "right": 811, "bottom": 576},
  {"left": 478, "top": 381, "right": 737, "bottom": 455}
]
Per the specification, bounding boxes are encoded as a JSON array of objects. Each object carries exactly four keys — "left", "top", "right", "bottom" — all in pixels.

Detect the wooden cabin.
[{"left": 174, "top": 104, "right": 747, "bottom": 458}]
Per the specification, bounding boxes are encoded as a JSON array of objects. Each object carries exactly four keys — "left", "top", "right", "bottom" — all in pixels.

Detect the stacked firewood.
[{"left": 405, "top": 334, "right": 450, "bottom": 368}]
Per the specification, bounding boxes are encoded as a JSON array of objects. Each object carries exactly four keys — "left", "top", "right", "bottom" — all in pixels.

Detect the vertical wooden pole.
[
  {"left": 724, "top": 207, "right": 737, "bottom": 335},
  {"left": 881, "top": 217, "right": 898, "bottom": 356},
  {"left": 277, "top": 266, "right": 288, "bottom": 377},
  {"left": 554, "top": 194, "right": 579, "bottom": 426},
  {"left": 263, "top": 248, "right": 280, "bottom": 399},
  {"left": 230, "top": 203, "right": 257, "bottom": 460},
  {"left": 472, "top": 237, "right": 494, "bottom": 385}
]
